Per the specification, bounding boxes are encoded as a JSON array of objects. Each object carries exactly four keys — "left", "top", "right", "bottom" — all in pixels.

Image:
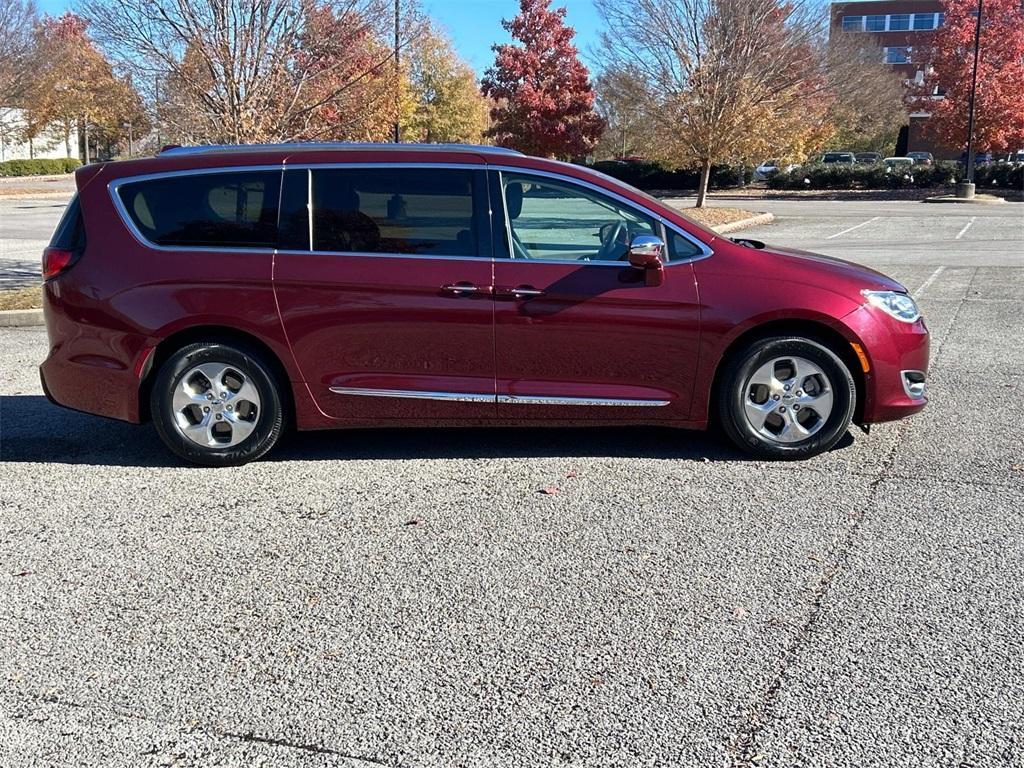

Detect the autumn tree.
[
  {"left": 288, "top": 3, "right": 416, "bottom": 142},
  {"left": 594, "top": 0, "right": 831, "bottom": 206},
  {"left": 0, "top": 0, "right": 36, "bottom": 105},
  {"left": 26, "top": 14, "right": 143, "bottom": 160},
  {"left": 824, "top": 31, "right": 908, "bottom": 154},
  {"left": 593, "top": 65, "right": 664, "bottom": 160},
  {"left": 82, "top": 0, "right": 422, "bottom": 144},
  {"left": 405, "top": 24, "right": 489, "bottom": 144},
  {"left": 481, "top": 0, "right": 603, "bottom": 158},
  {"left": 913, "top": 0, "right": 1024, "bottom": 153}
]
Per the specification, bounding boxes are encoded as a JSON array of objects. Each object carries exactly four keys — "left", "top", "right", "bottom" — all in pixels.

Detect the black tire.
[
  {"left": 717, "top": 336, "right": 856, "bottom": 460},
  {"left": 150, "top": 341, "right": 284, "bottom": 466}
]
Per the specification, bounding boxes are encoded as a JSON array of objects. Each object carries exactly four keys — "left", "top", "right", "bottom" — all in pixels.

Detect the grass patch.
[
  {"left": 0, "top": 285, "right": 43, "bottom": 310},
  {"left": 681, "top": 206, "right": 763, "bottom": 228}
]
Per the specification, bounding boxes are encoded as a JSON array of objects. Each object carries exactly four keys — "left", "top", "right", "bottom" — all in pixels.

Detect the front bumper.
[{"left": 840, "top": 304, "right": 930, "bottom": 423}]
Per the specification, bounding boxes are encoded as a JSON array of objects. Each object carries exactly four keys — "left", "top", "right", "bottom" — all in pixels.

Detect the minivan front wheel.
[
  {"left": 151, "top": 342, "right": 283, "bottom": 466},
  {"left": 718, "top": 337, "right": 855, "bottom": 459}
]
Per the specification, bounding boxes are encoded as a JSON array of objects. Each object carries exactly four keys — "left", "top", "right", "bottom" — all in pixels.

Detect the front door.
[
  {"left": 491, "top": 170, "right": 702, "bottom": 421},
  {"left": 274, "top": 165, "right": 496, "bottom": 421}
]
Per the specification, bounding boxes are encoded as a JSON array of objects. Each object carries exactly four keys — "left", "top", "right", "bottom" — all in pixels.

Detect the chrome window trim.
[
  {"left": 108, "top": 164, "right": 286, "bottom": 253},
  {"left": 328, "top": 387, "right": 670, "bottom": 407},
  {"left": 107, "top": 161, "right": 714, "bottom": 264},
  {"left": 489, "top": 165, "right": 714, "bottom": 266}
]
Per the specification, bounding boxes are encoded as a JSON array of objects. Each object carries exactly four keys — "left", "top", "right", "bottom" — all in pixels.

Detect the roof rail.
[{"left": 157, "top": 142, "right": 523, "bottom": 157}]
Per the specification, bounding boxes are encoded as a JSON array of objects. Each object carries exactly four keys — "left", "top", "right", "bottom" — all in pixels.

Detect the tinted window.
[
  {"left": 311, "top": 168, "right": 482, "bottom": 256},
  {"left": 278, "top": 169, "right": 310, "bottom": 251},
  {"left": 500, "top": 172, "right": 658, "bottom": 262},
  {"left": 865, "top": 14, "right": 885, "bottom": 30},
  {"left": 50, "top": 194, "right": 85, "bottom": 249},
  {"left": 117, "top": 171, "right": 281, "bottom": 248},
  {"left": 841, "top": 15, "right": 863, "bottom": 31}
]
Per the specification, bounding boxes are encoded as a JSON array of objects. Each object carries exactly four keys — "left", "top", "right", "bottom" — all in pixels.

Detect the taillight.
[{"left": 42, "top": 247, "right": 78, "bottom": 281}]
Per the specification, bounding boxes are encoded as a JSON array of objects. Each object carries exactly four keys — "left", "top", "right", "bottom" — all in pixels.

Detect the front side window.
[
  {"left": 310, "top": 167, "right": 483, "bottom": 256},
  {"left": 117, "top": 171, "right": 281, "bottom": 248},
  {"left": 500, "top": 173, "right": 660, "bottom": 262},
  {"left": 841, "top": 15, "right": 864, "bottom": 31}
]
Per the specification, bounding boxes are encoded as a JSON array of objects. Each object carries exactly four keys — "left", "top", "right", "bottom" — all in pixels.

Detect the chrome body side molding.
[{"left": 329, "top": 387, "right": 669, "bottom": 407}]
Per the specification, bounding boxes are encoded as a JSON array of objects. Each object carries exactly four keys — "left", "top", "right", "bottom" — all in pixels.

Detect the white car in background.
[{"left": 754, "top": 160, "right": 799, "bottom": 181}]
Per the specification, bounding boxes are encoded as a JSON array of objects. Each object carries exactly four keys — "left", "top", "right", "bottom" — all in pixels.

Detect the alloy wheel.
[
  {"left": 171, "top": 362, "right": 261, "bottom": 448},
  {"left": 742, "top": 355, "right": 834, "bottom": 444}
]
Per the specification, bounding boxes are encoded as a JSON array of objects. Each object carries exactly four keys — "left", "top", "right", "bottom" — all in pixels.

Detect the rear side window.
[
  {"left": 310, "top": 168, "right": 484, "bottom": 256},
  {"left": 50, "top": 194, "right": 85, "bottom": 249},
  {"left": 116, "top": 170, "right": 281, "bottom": 248}
]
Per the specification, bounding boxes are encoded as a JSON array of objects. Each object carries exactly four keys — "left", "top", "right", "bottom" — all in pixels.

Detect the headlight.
[{"left": 862, "top": 290, "right": 921, "bottom": 323}]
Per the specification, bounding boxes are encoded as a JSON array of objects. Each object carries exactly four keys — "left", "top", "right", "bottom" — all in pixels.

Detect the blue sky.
[{"left": 36, "top": 0, "right": 607, "bottom": 75}]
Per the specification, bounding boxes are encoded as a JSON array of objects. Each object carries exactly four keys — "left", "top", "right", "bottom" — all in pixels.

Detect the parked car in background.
[
  {"left": 997, "top": 150, "right": 1024, "bottom": 166},
  {"left": 39, "top": 142, "right": 930, "bottom": 465},
  {"left": 884, "top": 157, "right": 915, "bottom": 171},
  {"left": 753, "top": 160, "right": 799, "bottom": 181},
  {"left": 906, "top": 152, "right": 934, "bottom": 166},
  {"left": 821, "top": 152, "right": 857, "bottom": 165},
  {"left": 854, "top": 152, "right": 882, "bottom": 164}
]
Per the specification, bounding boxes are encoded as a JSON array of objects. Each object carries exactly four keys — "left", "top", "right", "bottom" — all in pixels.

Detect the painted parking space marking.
[
  {"left": 955, "top": 216, "right": 977, "bottom": 240},
  {"left": 913, "top": 266, "right": 946, "bottom": 298},
  {"left": 826, "top": 216, "right": 880, "bottom": 240}
]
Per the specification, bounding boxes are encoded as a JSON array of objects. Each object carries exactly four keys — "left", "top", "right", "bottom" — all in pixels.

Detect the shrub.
[
  {"left": 0, "top": 158, "right": 81, "bottom": 177},
  {"left": 587, "top": 160, "right": 753, "bottom": 191},
  {"left": 766, "top": 158, "right": 1021, "bottom": 191}
]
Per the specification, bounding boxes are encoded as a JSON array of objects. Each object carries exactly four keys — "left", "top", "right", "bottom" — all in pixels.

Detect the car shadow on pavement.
[{"left": 0, "top": 394, "right": 852, "bottom": 466}]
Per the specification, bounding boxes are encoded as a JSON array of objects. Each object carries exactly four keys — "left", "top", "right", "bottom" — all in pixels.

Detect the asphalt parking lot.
[{"left": 1, "top": 197, "right": 1023, "bottom": 767}]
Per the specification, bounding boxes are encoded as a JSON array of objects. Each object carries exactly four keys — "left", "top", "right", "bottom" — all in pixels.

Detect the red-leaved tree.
[
  {"left": 915, "top": 0, "right": 1024, "bottom": 152},
  {"left": 481, "top": 0, "right": 603, "bottom": 158}
]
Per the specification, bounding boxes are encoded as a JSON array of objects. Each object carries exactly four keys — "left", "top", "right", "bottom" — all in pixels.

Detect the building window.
[
  {"left": 937, "top": 12, "right": 945, "bottom": 27},
  {"left": 884, "top": 46, "right": 912, "bottom": 64},
  {"left": 912, "top": 13, "right": 936, "bottom": 30},
  {"left": 842, "top": 15, "right": 865, "bottom": 31},
  {"left": 866, "top": 15, "right": 886, "bottom": 31},
  {"left": 888, "top": 14, "right": 911, "bottom": 30}
]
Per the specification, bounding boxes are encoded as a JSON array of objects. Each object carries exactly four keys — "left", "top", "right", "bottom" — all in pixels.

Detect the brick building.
[{"left": 829, "top": 0, "right": 953, "bottom": 157}]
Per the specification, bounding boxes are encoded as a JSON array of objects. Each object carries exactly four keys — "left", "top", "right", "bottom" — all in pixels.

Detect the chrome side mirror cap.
[{"left": 628, "top": 235, "right": 666, "bottom": 286}]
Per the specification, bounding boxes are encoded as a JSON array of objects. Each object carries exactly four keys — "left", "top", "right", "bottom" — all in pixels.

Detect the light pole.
[
  {"left": 393, "top": 0, "right": 400, "bottom": 144},
  {"left": 123, "top": 121, "right": 134, "bottom": 158},
  {"left": 958, "top": 0, "right": 983, "bottom": 198}
]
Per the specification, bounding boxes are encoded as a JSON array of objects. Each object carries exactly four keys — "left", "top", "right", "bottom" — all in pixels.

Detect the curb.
[
  {"left": 0, "top": 308, "right": 44, "bottom": 327},
  {"left": 712, "top": 212, "right": 775, "bottom": 234},
  {"left": 922, "top": 194, "right": 1007, "bottom": 205}
]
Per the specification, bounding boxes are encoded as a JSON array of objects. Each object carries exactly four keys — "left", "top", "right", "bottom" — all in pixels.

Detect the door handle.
[
  {"left": 441, "top": 283, "right": 486, "bottom": 296},
  {"left": 496, "top": 285, "right": 545, "bottom": 299}
]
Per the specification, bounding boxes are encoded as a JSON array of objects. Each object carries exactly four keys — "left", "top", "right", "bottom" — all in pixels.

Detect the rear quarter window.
[
  {"left": 115, "top": 170, "right": 282, "bottom": 248},
  {"left": 50, "top": 194, "right": 85, "bottom": 249}
]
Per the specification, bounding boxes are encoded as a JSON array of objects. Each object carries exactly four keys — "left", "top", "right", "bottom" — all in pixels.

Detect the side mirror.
[{"left": 628, "top": 235, "right": 666, "bottom": 286}]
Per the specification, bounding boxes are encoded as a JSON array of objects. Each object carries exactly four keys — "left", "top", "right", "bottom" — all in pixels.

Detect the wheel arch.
[
  {"left": 706, "top": 318, "right": 867, "bottom": 426},
  {"left": 139, "top": 324, "right": 296, "bottom": 427}
]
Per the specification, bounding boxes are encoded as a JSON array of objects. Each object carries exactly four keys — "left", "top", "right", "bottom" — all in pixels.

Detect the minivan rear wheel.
[
  {"left": 717, "top": 337, "right": 855, "bottom": 460},
  {"left": 150, "top": 342, "right": 283, "bottom": 466}
]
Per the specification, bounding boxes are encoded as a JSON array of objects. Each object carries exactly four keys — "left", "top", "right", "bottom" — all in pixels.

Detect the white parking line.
[
  {"left": 913, "top": 266, "right": 946, "bottom": 298},
  {"left": 955, "top": 216, "right": 976, "bottom": 240},
  {"left": 826, "top": 216, "right": 880, "bottom": 240}
]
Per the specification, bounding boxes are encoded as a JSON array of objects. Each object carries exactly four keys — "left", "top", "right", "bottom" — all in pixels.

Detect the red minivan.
[{"left": 40, "top": 143, "right": 929, "bottom": 465}]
